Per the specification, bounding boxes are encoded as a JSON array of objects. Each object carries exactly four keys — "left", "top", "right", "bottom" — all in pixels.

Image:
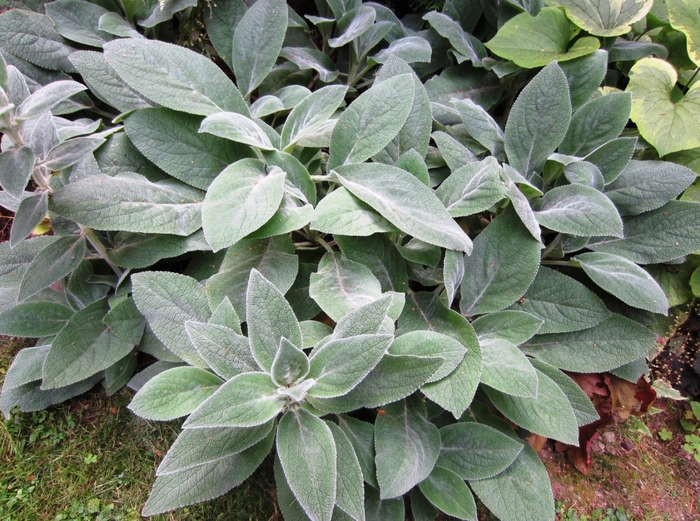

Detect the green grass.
[{"left": 0, "top": 337, "right": 278, "bottom": 521}]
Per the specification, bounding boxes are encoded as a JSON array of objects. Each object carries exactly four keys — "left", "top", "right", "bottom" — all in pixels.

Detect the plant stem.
[
  {"left": 541, "top": 233, "right": 562, "bottom": 259},
  {"left": 315, "top": 236, "right": 335, "bottom": 254},
  {"left": 82, "top": 228, "right": 124, "bottom": 277},
  {"left": 541, "top": 260, "right": 580, "bottom": 268}
]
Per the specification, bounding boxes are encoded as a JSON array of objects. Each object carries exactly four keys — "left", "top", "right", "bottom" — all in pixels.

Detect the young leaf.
[
  {"left": 522, "top": 314, "right": 657, "bottom": 372},
  {"left": 485, "top": 8, "right": 599, "bottom": 68},
  {"left": 125, "top": 108, "right": 252, "bottom": 190},
  {"left": 42, "top": 298, "right": 134, "bottom": 389},
  {"left": 534, "top": 184, "right": 623, "bottom": 238},
  {"left": 131, "top": 271, "right": 211, "bottom": 367},
  {"left": 199, "top": 112, "right": 276, "bottom": 150},
  {"left": 504, "top": 61, "right": 571, "bottom": 178},
  {"left": 311, "top": 187, "right": 396, "bottom": 237},
  {"left": 438, "top": 422, "right": 523, "bottom": 480},
  {"left": 280, "top": 47, "right": 340, "bottom": 84},
  {"left": 18, "top": 235, "right": 86, "bottom": 302},
  {"left": 510, "top": 266, "right": 610, "bottom": 334},
  {"left": 549, "top": 0, "right": 654, "bottom": 37},
  {"left": 128, "top": 367, "right": 223, "bottom": 421},
  {"left": 272, "top": 337, "right": 310, "bottom": 386},
  {"left": 327, "top": 296, "right": 393, "bottom": 342},
  {"left": 202, "top": 159, "right": 285, "bottom": 251},
  {"left": 328, "top": 6, "right": 375, "bottom": 47},
  {"left": 460, "top": 207, "right": 541, "bottom": 316},
  {"left": 142, "top": 428, "right": 274, "bottom": 516},
  {"left": 575, "top": 252, "right": 668, "bottom": 314},
  {"left": 183, "top": 372, "right": 285, "bottom": 429},
  {"left": 309, "top": 252, "right": 383, "bottom": 322},
  {"left": 0, "top": 302, "right": 74, "bottom": 337},
  {"left": 471, "top": 311, "right": 543, "bottom": 345},
  {"left": 277, "top": 409, "right": 337, "bottom": 521},
  {"left": 443, "top": 249, "right": 463, "bottom": 307},
  {"left": 232, "top": 0, "right": 288, "bottom": 97},
  {"left": 157, "top": 422, "right": 274, "bottom": 476},
  {"left": 104, "top": 39, "right": 248, "bottom": 117},
  {"left": 375, "top": 395, "right": 441, "bottom": 499},
  {"left": 15, "top": 80, "right": 87, "bottom": 120},
  {"left": 49, "top": 174, "right": 203, "bottom": 236},
  {"left": 308, "top": 333, "right": 392, "bottom": 399},
  {"left": 423, "top": 11, "right": 487, "bottom": 65},
  {"left": 335, "top": 163, "right": 472, "bottom": 253},
  {"left": 328, "top": 74, "right": 415, "bottom": 169},
  {"left": 626, "top": 57, "right": 700, "bottom": 156},
  {"left": 185, "top": 321, "right": 259, "bottom": 380},
  {"left": 246, "top": 269, "right": 302, "bottom": 373},
  {"left": 10, "top": 191, "right": 48, "bottom": 248},
  {"left": 45, "top": 0, "right": 114, "bottom": 48},
  {"left": 451, "top": 98, "right": 505, "bottom": 158},
  {"left": 418, "top": 466, "right": 477, "bottom": 521},
  {"left": 480, "top": 338, "right": 539, "bottom": 398}
]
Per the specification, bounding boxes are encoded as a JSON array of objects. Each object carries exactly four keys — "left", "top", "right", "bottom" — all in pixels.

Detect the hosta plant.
[{"left": 1, "top": 0, "right": 700, "bottom": 520}]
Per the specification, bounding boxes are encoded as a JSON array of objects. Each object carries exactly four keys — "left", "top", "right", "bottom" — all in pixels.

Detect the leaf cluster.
[{"left": 0, "top": 1, "right": 699, "bottom": 520}]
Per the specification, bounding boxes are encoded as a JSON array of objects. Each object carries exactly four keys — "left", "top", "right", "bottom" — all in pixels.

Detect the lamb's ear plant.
[{"left": 2, "top": 1, "right": 700, "bottom": 520}]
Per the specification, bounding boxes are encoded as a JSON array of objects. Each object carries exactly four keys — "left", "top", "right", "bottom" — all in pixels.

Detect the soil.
[{"left": 541, "top": 398, "right": 700, "bottom": 520}]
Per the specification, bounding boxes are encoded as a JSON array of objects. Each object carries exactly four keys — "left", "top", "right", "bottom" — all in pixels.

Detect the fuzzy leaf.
[
  {"left": 480, "top": 338, "right": 539, "bottom": 398},
  {"left": 282, "top": 85, "right": 348, "bottom": 150},
  {"left": 436, "top": 157, "right": 505, "bottom": 218},
  {"left": 390, "top": 331, "right": 466, "bottom": 383},
  {"left": 327, "top": 421, "right": 365, "bottom": 521},
  {"left": 471, "top": 311, "right": 543, "bottom": 345},
  {"left": 0, "top": 302, "right": 74, "bottom": 337},
  {"left": 418, "top": 466, "right": 477, "bottom": 521},
  {"left": 185, "top": 321, "right": 259, "bottom": 380}
]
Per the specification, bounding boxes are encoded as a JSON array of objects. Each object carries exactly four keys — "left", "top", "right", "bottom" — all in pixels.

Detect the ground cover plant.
[{"left": 1, "top": 0, "right": 700, "bottom": 520}]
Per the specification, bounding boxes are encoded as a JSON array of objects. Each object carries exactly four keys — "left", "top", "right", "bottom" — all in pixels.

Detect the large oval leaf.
[{"left": 550, "top": 0, "right": 654, "bottom": 37}]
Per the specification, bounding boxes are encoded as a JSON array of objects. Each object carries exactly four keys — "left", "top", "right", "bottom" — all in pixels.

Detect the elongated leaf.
[
  {"left": 471, "top": 311, "right": 543, "bottom": 345},
  {"left": 335, "top": 235, "right": 407, "bottom": 293},
  {"left": 0, "top": 10, "right": 76, "bottom": 72},
  {"left": 424, "top": 11, "right": 486, "bottom": 65},
  {"left": 486, "top": 8, "right": 599, "bottom": 68},
  {"left": 585, "top": 137, "right": 636, "bottom": 184},
  {"left": 1, "top": 375, "right": 101, "bottom": 419},
  {"left": 375, "top": 395, "right": 440, "bottom": 499},
  {"left": 0, "top": 302, "right": 73, "bottom": 337},
  {"left": 206, "top": 236, "right": 298, "bottom": 315},
  {"left": 443, "top": 250, "right": 463, "bottom": 308},
  {"left": 587, "top": 201, "right": 700, "bottom": 263},
  {"left": 0, "top": 147, "right": 35, "bottom": 199},
  {"left": 202, "top": 159, "right": 285, "bottom": 251},
  {"left": 505, "top": 62, "right": 571, "bottom": 178},
  {"left": 125, "top": 108, "right": 252, "bottom": 190},
  {"left": 510, "top": 266, "right": 610, "bottom": 334},
  {"left": 335, "top": 163, "right": 472, "bottom": 253},
  {"left": 104, "top": 39, "right": 248, "bottom": 116},
  {"left": 69, "top": 51, "right": 150, "bottom": 112},
  {"left": 534, "top": 184, "right": 623, "bottom": 237},
  {"left": 480, "top": 338, "right": 539, "bottom": 397},
  {"left": 128, "top": 367, "right": 223, "bottom": 421},
  {"left": 485, "top": 368, "right": 579, "bottom": 445},
  {"left": 337, "top": 415, "right": 377, "bottom": 489},
  {"left": 605, "top": 160, "right": 695, "bottom": 216},
  {"left": 436, "top": 157, "right": 504, "bottom": 218},
  {"left": 103, "top": 296, "right": 145, "bottom": 344},
  {"left": 522, "top": 314, "right": 657, "bottom": 372},
  {"left": 184, "top": 372, "right": 285, "bottom": 428},
  {"left": 309, "top": 252, "right": 383, "bottom": 322},
  {"left": 18, "top": 235, "right": 85, "bottom": 302},
  {"left": 42, "top": 298, "right": 134, "bottom": 389},
  {"left": 204, "top": 0, "right": 246, "bottom": 68},
  {"left": 232, "top": 0, "right": 288, "bottom": 97},
  {"left": 398, "top": 292, "right": 481, "bottom": 417},
  {"left": 131, "top": 271, "right": 211, "bottom": 366},
  {"left": 280, "top": 47, "right": 339, "bottom": 84},
  {"left": 328, "top": 6, "right": 375, "bottom": 48},
  {"left": 424, "top": 64, "right": 502, "bottom": 109},
  {"left": 451, "top": 98, "right": 504, "bottom": 158},
  {"left": 15, "top": 80, "right": 86, "bottom": 121},
  {"left": 328, "top": 74, "right": 414, "bottom": 169},
  {"left": 282, "top": 85, "right": 348, "bottom": 150},
  {"left": 107, "top": 231, "right": 209, "bottom": 269},
  {"left": 460, "top": 208, "right": 540, "bottom": 316},
  {"left": 98, "top": 13, "right": 145, "bottom": 39},
  {"left": 158, "top": 422, "right": 274, "bottom": 476},
  {"left": 326, "top": 422, "right": 365, "bottom": 521},
  {"left": 575, "top": 252, "right": 668, "bottom": 314},
  {"left": 559, "top": 50, "right": 608, "bottom": 111},
  {"left": 246, "top": 269, "right": 302, "bottom": 373},
  {"left": 418, "top": 466, "right": 476, "bottom": 521},
  {"left": 10, "top": 191, "right": 48, "bottom": 248},
  {"left": 550, "top": 0, "right": 653, "bottom": 37},
  {"left": 529, "top": 358, "right": 599, "bottom": 427},
  {"left": 199, "top": 112, "right": 275, "bottom": 150},
  {"left": 311, "top": 187, "right": 395, "bottom": 237},
  {"left": 45, "top": 0, "right": 113, "bottom": 48},
  {"left": 469, "top": 437, "right": 554, "bottom": 521},
  {"left": 307, "top": 334, "right": 392, "bottom": 398},
  {"left": 438, "top": 422, "right": 523, "bottom": 480},
  {"left": 142, "top": 428, "right": 273, "bottom": 516},
  {"left": 271, "top": 337, "right": 310, "bottom": 386},
  {"left": 390, "top": 331, "right": 465, "bottom": 383},
  {"left": 185, "top": 321, "right": 259, "bottom": 380},
  {"left": 627, "top": 57, "right": 700, "bottom": 156},
  {"left": 277, "top": 409, "right": 337, "bottom": 521},
  {"left": 50, "top": 174, "right": 202, "bottom": 236}
]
